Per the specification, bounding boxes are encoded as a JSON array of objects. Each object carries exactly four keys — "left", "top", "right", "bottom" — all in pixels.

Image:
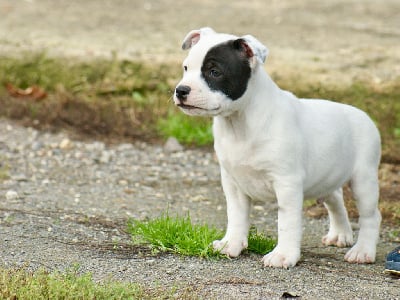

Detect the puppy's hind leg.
[
  {"left": 322, "top": 188, "right": 353, "bottom": 247},
  {"left": 345, "top": 169, "right": 381, "bottom": 264}
]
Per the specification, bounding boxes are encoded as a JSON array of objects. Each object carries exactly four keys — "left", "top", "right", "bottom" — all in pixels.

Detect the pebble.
[
  {"left": 12, "top": 174, "right": 28, "bottom": 182},
  {"left": 99, "top": 150, "right": 114, "bottom": 164},
  {"left": 5, "top": 190, "right": 19, "bottom": 200},
  {"left": 59, "top": 138, "right": 73, "bottom": 149},
  {"left": 31, "top": 141, "right": 44, "bottom": 151},
  {"left": 163, "top": 137, "right": 184, "bottom": 153}
]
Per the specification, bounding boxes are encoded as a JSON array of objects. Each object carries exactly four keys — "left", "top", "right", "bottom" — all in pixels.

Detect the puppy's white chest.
[{"left": 217, "top": 145, "right": 276, "bottom": 201}]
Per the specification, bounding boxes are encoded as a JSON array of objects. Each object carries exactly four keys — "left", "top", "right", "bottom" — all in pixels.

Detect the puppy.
[{"left": 173, "top": 27, "right": 381, "bottom": 268}]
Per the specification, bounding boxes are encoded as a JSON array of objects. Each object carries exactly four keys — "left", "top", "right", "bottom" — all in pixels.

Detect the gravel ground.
[
  {"left": 0, "top": 119, "right": 399, "bottom": 299},
  {"left": 0, "top": 0, "right": 399, "bottom": 299}
]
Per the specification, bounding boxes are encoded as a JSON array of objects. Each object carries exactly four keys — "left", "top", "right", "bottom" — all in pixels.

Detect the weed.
[
  {"left": 128, "top": 213, "right": 223, "bottom": 257},
  {"left": 247, "top": 226, "right": 277, "bottom": 255},
  {"left": 388, "top": 230, "right": 400, "bottom": 242},
  {"left": 157, "top": 113, "right": 213, "bottom": 146},
  {"left": 303, "top": 199, "right": 317, "bottom": 209},
  {"left": 0, "top": 266, "right": 147, "bottom": 300},
  {"left": 0, "top": 160, "right": 9, "bottom": 182},
  {"left": 127, "top": 212, "right": 276, "bottom": 258},
  {"left": 3, "top": 214, "right": 15, "bottom": 224},
  {"left": 0, "top": 264, "right": 199, "bottom": 299}
]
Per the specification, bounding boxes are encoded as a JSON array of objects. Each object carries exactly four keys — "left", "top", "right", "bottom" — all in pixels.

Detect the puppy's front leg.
[
  {"left": 213, "top": 167, "right": 250, "bottom": 257},
  {"left": 262, "top": 181, "right": 303, "bottom": 268}
]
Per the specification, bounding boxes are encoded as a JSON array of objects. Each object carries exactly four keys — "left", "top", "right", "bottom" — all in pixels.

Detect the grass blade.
[{"left": 127, "top": 212, "right": 276, "bottom": 258}]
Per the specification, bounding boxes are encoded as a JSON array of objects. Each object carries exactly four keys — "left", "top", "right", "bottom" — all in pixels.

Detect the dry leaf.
[{"left": 5, "top": 83, "right": 47, "bottom": 101}]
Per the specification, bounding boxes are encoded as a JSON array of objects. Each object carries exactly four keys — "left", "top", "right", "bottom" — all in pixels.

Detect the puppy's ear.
[
  {"left": 182, "top": 27, "right": 216, "bottom": 50},
  {"left": 240, "top": 35, "right": 269, "bottom": 64}
]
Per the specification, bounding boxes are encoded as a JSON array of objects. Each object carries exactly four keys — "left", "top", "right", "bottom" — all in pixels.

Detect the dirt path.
[{"left": 0, "top": 1, "right": 399, "bottom": 299}]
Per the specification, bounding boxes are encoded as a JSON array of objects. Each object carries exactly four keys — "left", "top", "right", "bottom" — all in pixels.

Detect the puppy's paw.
[
  {"left": 262, "top": 246, "right": 300, "bottom": 269},
  {"left": 344, "top": 243, "right": 376, "bottom": 263},
  {"left": 212, "top": 238, "right": 247, "bottom": 257},
  {"left": 322, "top": 230, "right": 353, "bottom": 248}
]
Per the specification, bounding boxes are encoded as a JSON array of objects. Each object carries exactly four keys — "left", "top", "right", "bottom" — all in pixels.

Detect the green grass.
[
  {"left": 0, "top": 53, "right": 216, "bottom": 145},
  {"left": 0, "top": 159, "right": 9, "bottom": 182},
  {"left": 157, "top": 113, "right": 213, "bottom": 146},
  {"left": 127, "top": 213, "right": 276, "bottom": 257},
  {"left": 247, "top": 226, "right": 277, "bottom": 255},
  {"left": 0, "top": 53, "right": 398, "bottom": 156},
  {"left": 0, "top": 265, "right": 199, "bottom": 299},
  {"left": 0, "top": 266, "right": 148, "bottom": 300}
]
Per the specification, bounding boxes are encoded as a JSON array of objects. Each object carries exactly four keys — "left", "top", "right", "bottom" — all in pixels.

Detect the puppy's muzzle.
[{"left": 175, "top": 85, "right": 191, "bottom": 103}]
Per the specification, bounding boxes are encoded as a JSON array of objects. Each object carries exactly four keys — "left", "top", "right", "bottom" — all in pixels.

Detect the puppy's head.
[{"left": 174, "top": 28, "right": 269, "bottom": 117}]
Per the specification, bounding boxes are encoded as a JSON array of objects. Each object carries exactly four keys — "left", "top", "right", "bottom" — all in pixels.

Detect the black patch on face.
[{"left": 201, "top": 39, "right": 252, "bottom": 101}]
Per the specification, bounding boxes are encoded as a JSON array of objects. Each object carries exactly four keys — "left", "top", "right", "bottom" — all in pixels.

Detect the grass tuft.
[
  {"left": 157, "top": 113, "right": 213, "bottom": 146},
  {"left": 0, "top": 266, "right": 146, "bottom": 300},
  {"left": 127, "top": 212, "right": 276, "bottom": 258},
  {"left": 247, "top": 226, "right": 277, "bottom": 255},
  {"left": 128, "top": 213, "right": 223, "bottom": 257}
]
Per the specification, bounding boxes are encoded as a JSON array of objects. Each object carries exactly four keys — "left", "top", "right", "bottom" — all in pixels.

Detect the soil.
[{"left": 0, "top": 0, "right": 399, "bottom": 299}]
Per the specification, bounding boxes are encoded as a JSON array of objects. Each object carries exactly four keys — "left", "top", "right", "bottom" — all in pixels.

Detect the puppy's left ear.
[
  {"left": 239, "top": 35, "right": 269, "bottom": 65},
  {"left": 182, "top": 27, "right": 216, "bottom": 50}
]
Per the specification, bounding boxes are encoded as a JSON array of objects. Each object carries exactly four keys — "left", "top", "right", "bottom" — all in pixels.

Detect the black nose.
[{"left": 175, "top": 85, "right": 191, "bottom": 101}]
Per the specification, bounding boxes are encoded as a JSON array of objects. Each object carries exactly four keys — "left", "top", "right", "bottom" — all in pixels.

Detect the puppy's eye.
[
  {"left": 209, "top": 69, "right": 222, "bottom": 78},
  {"left": 183, "top": 66, "right": 188, "bottom": 72}
]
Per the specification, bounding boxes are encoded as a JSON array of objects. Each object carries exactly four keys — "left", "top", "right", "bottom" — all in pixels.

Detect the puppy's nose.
[{"left": 175, "top": 85, "right": 191, "bottom": 101}]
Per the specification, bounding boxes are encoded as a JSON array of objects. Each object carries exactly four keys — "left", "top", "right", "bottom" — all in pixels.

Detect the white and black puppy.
[{"left": 173, "top": 27, "right": 381, "bottom": 268}]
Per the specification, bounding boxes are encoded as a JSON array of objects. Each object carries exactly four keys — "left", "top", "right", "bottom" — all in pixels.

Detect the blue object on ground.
[{"left": 385, "top": 246, "right": 400, "bottom": 275}]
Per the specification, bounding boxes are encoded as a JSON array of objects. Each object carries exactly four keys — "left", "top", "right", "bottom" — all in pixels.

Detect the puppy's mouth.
[
  {"left": 177, "top": 103, "right": 204, "bottom": 110},
  {"left": 177, "top": 103, "right": 220, "bottom": 111}
]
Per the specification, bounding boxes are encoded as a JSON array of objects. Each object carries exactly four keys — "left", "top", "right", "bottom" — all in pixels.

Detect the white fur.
[{"left": 174, "top": 29, "right": 381, "bottom": 268}]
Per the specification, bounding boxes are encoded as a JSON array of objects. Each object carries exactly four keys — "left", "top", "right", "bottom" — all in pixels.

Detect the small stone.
[
  {"left": 31, "top": 141, "right": 44, "bottom": 151},
  {"left": 5, "top": 190, "right": 19, "bottom": 200},
  {"left": 74, "top": 151, "right": 84, "bottom": 159},
  {"left": 116, "top": 143, "right": 134, "bottom": 152},
  {"left": 191, "top": 195, "right": 207, "bottom": 202},
  {"left": 163, "top": 137, "right": 184, "bottom": 153},
  {"left": 99, "top": 150, "right": 114, "bottom": 164},
  {"left": 12, "top": 174, "right": 28, "bottom": 182},
  {"left": 59, "top": 138, "right": 73, "bottom": 149},
  {"left": 85, "top": 141, "right": 105, "bottom": 152},
  {"left": 118, "top": 180, "right": 128, "bottom": 186}
]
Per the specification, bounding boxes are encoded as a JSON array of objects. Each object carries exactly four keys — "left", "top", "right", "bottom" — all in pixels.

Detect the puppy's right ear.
[{"left": 182, "top": 27, "right": 216, "bottom": 50}]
